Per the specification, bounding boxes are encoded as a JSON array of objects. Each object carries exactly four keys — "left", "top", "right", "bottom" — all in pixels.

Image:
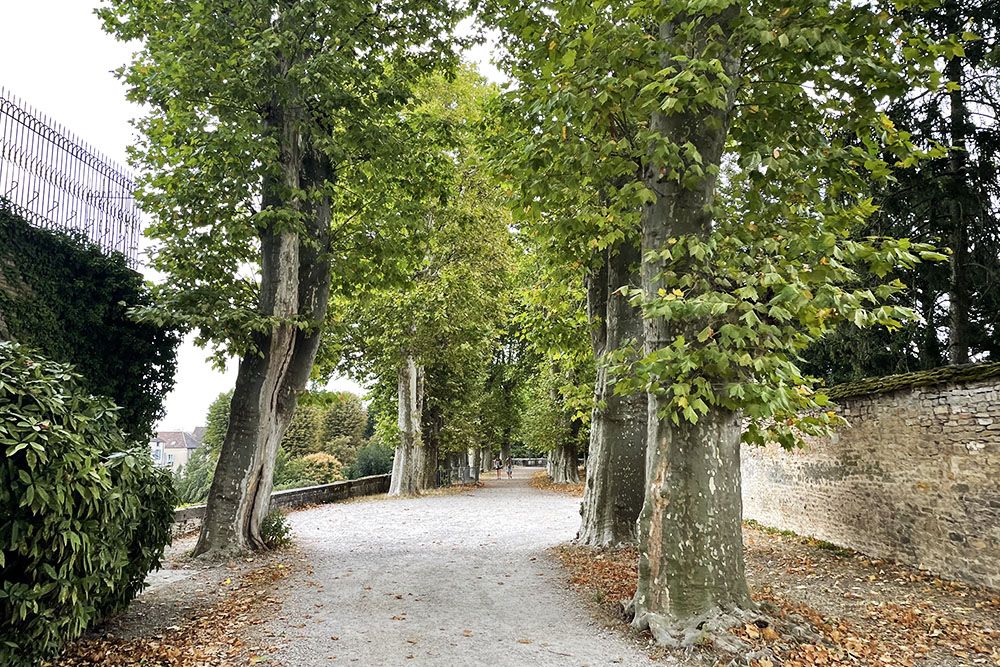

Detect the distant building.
[{"left": 150, "top": 429, "right": 204, "bottom": 473}]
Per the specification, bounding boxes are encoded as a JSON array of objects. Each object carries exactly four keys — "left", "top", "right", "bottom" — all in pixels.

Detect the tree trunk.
[
  {"left": 631, "top": 410, "right": 752, "bottom": 644},
  {"left": 420, "top": 403, "right": 443, "bottom": 488},
  {"left": 466, "top": 447, "right": 481, "bottom": 482},
  {"left": 549, "top": 441, "right": 579, "bottom": 484},
  {"left": 193, "top": 121, "right": 333, "bottom": 557},
  {"left": 578, "top": 241, "right": 647, "bottom": 546},
  {"left": 500, "top": 440, "right": 512, "bottom": 466},
  {"left": 630, "top": 8, "right": 751, "bottom": 644},
  {"left": 389, "top": 354, "right": 426, "bottom": 495},
  {"left": 946, "top": 44, "right": 970, "bottom": 365}
]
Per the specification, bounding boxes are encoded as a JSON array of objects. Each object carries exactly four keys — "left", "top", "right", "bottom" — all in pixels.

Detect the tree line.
[{"left": 101, "top": 0, "right": 997, "bottom": 648}]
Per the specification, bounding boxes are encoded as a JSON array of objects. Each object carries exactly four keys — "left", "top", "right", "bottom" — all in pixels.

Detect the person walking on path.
[
  {"left": 494, "top": 456, "right": 502, "bottom": 479},
  {"left": 505, "top": 458, "right": 513, "bottom": 479}
]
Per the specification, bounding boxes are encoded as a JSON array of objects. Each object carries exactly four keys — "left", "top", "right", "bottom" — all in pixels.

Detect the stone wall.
[
  {"left": 172, "top": 474, "right": 390, "bottom": 536},
  {"left": 742, "top": 368, "right": 1000, "bottom": 589}
]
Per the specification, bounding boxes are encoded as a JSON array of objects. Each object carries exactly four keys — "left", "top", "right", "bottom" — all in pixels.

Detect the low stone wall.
[
  {"left": 172, "top": 474, "right": 390, "bottom": 536},
  {"left": 742, "top": 364, "right": 1000, "bottom": 589}
]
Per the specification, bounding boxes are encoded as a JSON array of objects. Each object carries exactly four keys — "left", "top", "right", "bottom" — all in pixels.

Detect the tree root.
[
  {"left": 628, "top": 604, "right": 756, "bottom": 653},
  {"left": 623, "top": 598, "right": 820, "bottom": 658}
]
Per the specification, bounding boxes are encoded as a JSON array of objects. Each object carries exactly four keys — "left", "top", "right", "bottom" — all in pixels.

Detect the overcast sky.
[{"left": 0, "top": 1, "right": 498, "bottom": 431}]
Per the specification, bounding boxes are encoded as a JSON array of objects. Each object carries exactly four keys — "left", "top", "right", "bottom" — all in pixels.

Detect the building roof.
[
  {"left": 156, "top": 430, "right": 201, "bottom": 450},
  {"left": 191, "top": 426, "right": 207, "bottom": 443}
]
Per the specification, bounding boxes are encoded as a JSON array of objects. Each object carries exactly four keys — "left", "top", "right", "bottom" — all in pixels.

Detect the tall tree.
[
  {"left": 491, "top": 0, "right": 952, "bottom": 647},
  {"left": 101, "top": 0, "right": 462, "bottom": 556},
  {"left": 488, "top": 3, "right": 649, "bottom": 544},
  {"left": 322, "top": 69, "right": 515, "bottom": 495},
  {"left": 803, "top": 0, "right": 1000, "bottom": 379},
  {"left": 512, "top": 249, "right": 594, "bottom": 484}
]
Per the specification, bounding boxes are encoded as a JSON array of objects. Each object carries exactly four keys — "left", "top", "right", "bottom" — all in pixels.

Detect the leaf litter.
[{"left": 555, "top": 524, "right": 1000, "bottom": 666}]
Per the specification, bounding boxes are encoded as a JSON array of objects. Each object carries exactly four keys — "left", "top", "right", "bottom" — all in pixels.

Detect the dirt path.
[{"left": 262, "top": 468, "right": 654, "bottom": 666}]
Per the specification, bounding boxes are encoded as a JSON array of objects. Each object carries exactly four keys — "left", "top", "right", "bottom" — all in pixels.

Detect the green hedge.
[
  {"left": 0, "top": 207, "right": 178, "bottom": 439},
  {"left": 0, "top": 341, "right": 175, "bottom": 664}
]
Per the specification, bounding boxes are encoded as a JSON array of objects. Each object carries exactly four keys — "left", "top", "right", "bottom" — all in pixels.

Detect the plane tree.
[
  {"left": 100, "top": 0, "right": 464, "bottom": 556},
  {"left": 321, "top": 70, "right": 515, "bottom": 495},
  {"left": 487, "top": 0, "right": 953, "bottom": 647}
]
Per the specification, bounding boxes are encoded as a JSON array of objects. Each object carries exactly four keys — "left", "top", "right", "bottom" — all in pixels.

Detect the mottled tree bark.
[
  {"left": 632, "top": 411, "right": 753, "bottom": 644},
  {"left": 467, "top": 447, "right": 481, "bottom": 481},
  {"left": 578, "top": 241, "right": 647, "bottom": 546},
  {"left": 389, "top": 354, "right": 426, "bottom": 495},
  {"left": 193, "top": 114, "right": 333, "bottom": 557},
  {"left": 630, "top": 8, "right": 753, "bottom": 644},
  {"left": 549, "top": 441, "right": 580, "bottom": 484}
]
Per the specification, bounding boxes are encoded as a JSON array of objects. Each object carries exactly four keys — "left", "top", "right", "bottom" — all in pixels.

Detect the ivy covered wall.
[{"left": 0, "top": 206, "right": 179, "bottom": 438}]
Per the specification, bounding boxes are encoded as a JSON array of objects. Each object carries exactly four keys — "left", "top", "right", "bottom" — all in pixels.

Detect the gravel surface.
[{"left": 264, "top": 468, "right": 654, "bottom": 666}]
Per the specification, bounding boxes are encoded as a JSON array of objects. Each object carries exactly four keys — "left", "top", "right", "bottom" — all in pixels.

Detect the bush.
[
  {"left": 349, "top": 439, "right": 395, "bottom": 478},
  {"left": 272, "top": 446, "right": 315, "bottom": 490},
  {"left": 0, "top": 208, "right": 179, "bottom": 439},
  {"left": 280, "top": 404, "right": 325, "bottom": 457},
  {"left": 0, "top": 341, "right": 175, "bottom": 664},
  {"left": 300, "top": 452, "right": 345, "bottom": 485},
  {"left": 322, "top": 393, "right": 366, "bottom": 448},
  {"left": 319, "top": 434, "right": 357, "bottom": 463},
  {"left": 260, "top": 510, "right": 292, "bottom": 549}
]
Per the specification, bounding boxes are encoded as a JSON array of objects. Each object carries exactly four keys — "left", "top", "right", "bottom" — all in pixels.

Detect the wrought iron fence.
[{"left": 0, "top": 87, "right": 140, "bottom": 267}]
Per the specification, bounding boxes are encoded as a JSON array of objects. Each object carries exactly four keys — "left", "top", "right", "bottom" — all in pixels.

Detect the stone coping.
[
  {"left": 827, "top": 361, "right": 1000, "bottom": 401},
  {"left": 173, "top": 474, "right": 391, "bottom": 529}
]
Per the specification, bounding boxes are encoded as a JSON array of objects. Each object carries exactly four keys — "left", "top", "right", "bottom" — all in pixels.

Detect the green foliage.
[
  {"left": 321, "top": 393, "right": 366, "bottom": 440},
  {"left": 489, "top": 0, "right": 955, "bottom": 450},
  {"left": 199, "top": 390, "right": 232, "bottom": 455},
  {"left": 299, "top": 453, "right": 346, "bottom": 485},
  {"left": 0, "top": 208, "right": 179, "bottom": 439},
  {"left": 349, "top": 439, "right": 396, "bottom": 479},
  {"left": 99, "top": 0, "right": 467, "bottom": 363},
  {"left": 517, "top": 362, "right": 587, "bottom": 456},
  {"left": 0, "top": 341, "right": 175, "bottom": 664},
  {"left": 174, "top": 390, "right": 366, "bottom": 504},
  {"left": 319, "top": 393, "right": 367, "bottom": 464},
  {"left": 320, "top": 435, "right": 359, "bottom": 466},
  {"left": 173, "top": 444, "right": 216, "bottom": 505},
  {"left": 260, "top": 510, "right": 292, "bottom": 550},
  {"left": 323, "top": 69, "right": 518, "bottom": 460},
  {"left": 802, "top": 0, "right": 1000, "bottom": 379},
  {"left": 279, "top": 404, "right": 325, "bottom": 458},
  {"left": 173, "top": 390, "right": 231, "bottom": 505},
  {"left": 271, "top": 447, "right": 314, "bottom": 491}
]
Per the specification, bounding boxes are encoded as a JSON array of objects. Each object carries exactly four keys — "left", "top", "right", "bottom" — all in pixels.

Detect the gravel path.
[{"left": 264, "top": 468, "right": 654, "bottom": 666}]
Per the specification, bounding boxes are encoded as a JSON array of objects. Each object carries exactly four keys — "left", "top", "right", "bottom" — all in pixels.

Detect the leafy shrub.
[
  {"left": 322, "top": 393, "right": 367, "bottom": 456},
  {"left": 319, "top": 434, "right": 358, "bottom": 464},
  {"left": 260, "top": 510, "right": 292, "bottom": 549},
  {"left": 280, "top": 404, "right": 325, "bottom": 457},
  {"left": 0, "top": 207, "right": 179, "bottom": 439},
  {"left": 272, "top": 446, "right": 315, "bottom": 490},
  {"left": 349, "top": 439, "right": 395, "bottom": 478},
  {"left": 300, "top": 452, "right": 345, "bottom": 485},
  {"left": 0, "top": 341, "right": 175, "bottom": 664}
]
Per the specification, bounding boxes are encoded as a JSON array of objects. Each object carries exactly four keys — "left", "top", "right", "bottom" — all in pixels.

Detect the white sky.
[{"left": 0, "top": 1, "right": 500, "bottom": 431}]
